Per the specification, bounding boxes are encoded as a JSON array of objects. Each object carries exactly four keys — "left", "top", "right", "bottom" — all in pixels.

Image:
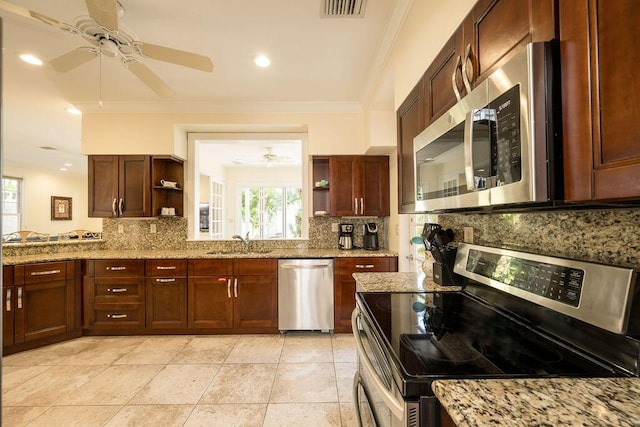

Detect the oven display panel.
[{"left": 466, "top": 249, "right": 584, "bottom": 306}]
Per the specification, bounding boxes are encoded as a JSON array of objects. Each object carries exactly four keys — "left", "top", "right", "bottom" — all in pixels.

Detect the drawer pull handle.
[
  {"left": 6, "top": 288, "right": 11, "bottom": 312},
  {"left": 355, "top": 264, "right": 375, "bottom": 269},
  {"left": 17, "top": 287, "right": 23, "bottom": 309},
  {"left": 156, "top": 266, "right": 177, "bottom": 270},
  {"left": 107, "top": 266, "right": 127, "bottom": 271},
  {"left": 156, "top": 278, "right": 176, "bottom": 283},
  {"left": 30, "top": 269, "right": 61, "bottom": 276},
  {"left": 107, "top": 288, "right": 128, "bottom": 293},
  {"left": 107, "top": 314, "right": 128, "bottom": 319}
]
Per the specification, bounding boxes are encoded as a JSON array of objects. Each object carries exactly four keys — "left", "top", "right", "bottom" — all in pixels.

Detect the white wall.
[{"left": 3, "top": 164, "right": 102, "bottom": 235}]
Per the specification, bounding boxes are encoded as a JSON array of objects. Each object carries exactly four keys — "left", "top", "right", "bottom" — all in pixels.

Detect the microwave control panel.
[
  {"left": 465, "top": 249, "right": 583, "bottom": 307},
  {"left": 491, "top": 85, "right": 521, "bottom": 185}
]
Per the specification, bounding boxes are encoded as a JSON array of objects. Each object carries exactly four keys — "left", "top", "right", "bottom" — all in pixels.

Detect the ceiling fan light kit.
[{"left": 0, "top": 0, "right": 214, "bottom": 101}]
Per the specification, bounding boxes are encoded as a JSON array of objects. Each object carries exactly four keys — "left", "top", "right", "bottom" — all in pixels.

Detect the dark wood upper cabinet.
[
  {"left": 89, "top": 155, "right": 150, "bottom": 217},
  {"left": 330, "top": 156, "right": 390, "bottom": 217},
  {"left": 560, "top": 0, "right": 640, "bottom": 201},
  {"left": 397, "top": 82, "right": 423, "bottom": 213},
  {"left": 89, "top": 155, "right": 184, "bottom": 217}
]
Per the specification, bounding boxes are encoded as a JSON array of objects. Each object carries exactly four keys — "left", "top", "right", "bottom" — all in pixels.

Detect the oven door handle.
[{"left": 351, "top": 307, "right": 405, "bottom": 421}]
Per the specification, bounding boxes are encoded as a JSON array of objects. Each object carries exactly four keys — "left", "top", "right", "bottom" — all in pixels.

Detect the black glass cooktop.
[{"left": 358, "top": 292, "right": 619, "bottom": 384}]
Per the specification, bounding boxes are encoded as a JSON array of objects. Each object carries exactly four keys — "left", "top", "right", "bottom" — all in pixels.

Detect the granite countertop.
[
  {"left": 432, "top": 377, "right": 640, "bottom": 427},
  {"left": 2, "top": 247, "right": 398, "bottom": 265},
  {"left": 353, "top": 271, "right": 462, "bottom": 292}
]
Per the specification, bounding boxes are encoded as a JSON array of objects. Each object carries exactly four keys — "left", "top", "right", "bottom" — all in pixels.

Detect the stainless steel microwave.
[{"left": 413, "top": 41, "right": 563, "bottom": 212}]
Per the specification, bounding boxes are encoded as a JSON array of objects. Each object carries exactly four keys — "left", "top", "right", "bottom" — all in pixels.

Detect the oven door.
[{"left": 352, "top": 307, "right": 439, "bottom": 427}]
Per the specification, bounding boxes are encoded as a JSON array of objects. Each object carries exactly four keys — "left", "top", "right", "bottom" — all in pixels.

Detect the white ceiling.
[{"left": 0, "top": 0, "right": 407, "bottom": 176}]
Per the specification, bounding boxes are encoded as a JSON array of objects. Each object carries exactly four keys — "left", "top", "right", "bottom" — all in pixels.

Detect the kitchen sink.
[{"left": 206, "top": 249, "right": 272, "bottom": 255}]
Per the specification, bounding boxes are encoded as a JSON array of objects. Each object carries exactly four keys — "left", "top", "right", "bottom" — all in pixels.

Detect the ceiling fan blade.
[
  {"left": 136, "top": 42, "right": 214, "bottom": 72},
  {"left": 126, "top": 61, "right": 175, "bottom": 98},
  {"left": 50, "top": 48, "right": 97, "bottom": 72},
  {"left": 0, "top": 0, "right": 75, "bottom": 32},
  {"left": 85, "top": 0, "right": 119, "bottom": 31}
]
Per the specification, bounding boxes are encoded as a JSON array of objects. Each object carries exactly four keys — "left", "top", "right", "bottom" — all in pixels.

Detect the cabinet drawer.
[
  {"left": 335, "top": 257, "right": 392, "bottom": 274},
  {"left": 234, "top": 259, "right": 276, "bottom": 275},
  {"left": 94, "top": 303, "right": 144, "bottom": 329},
  {"left": 95, "top": 278, "right": 145, "bottom": 302},
  {"left": 94, "top": 260, "right": 144, "bottom": 277},
  {"left": 23, "top": 262, "right": 67, "bottom": 284},
  {"left": 188, "top": 259, "right": 232, "bottom": 276},
  {"left": 146, "top": 259, "right": 187, "bottom": 277}
]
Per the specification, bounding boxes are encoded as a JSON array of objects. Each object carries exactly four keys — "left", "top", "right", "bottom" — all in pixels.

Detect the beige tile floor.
[{"left": 2, "top": 333, "right": 362, "bottom": 426}]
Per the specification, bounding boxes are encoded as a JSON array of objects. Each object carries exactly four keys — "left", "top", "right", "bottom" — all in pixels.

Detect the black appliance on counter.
[
  {"left": 339, "top": 223, "right": 354, "bottom": 250},
  {"left": 353, "top": 243, "right": 640, "bottom": 426},
  {"left": 421, "top": 223, "right": 457, "bottom": 285},
  {"left": 363, "top": 223, "right": 379, "bottom": 250}
]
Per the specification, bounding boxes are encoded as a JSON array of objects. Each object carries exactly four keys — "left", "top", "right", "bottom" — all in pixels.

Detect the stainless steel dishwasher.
[{"left": 278, "top": 259, "right": 334, "bottom": 332}]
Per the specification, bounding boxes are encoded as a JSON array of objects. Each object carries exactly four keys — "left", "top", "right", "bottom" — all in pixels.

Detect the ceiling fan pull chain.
[{"left": 98, "top": 47, "right": 104, "bottom": 109}]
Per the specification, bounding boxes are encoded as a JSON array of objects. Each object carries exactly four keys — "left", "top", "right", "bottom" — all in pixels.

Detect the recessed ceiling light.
[
  {"left": 254, "top": 54, "right": 271, "bottom": 68},
  {"left": 59, "top": 167, "right": 68, "bottom": 172},
  {"left": 64, "top": 163, "right": 73, "bottom": 167},
  {"left": 19, "top": 53, "right": 43, "bottom": 66},
  {"left": 66, "top": 107, "right": 81, "bottom": 115}
]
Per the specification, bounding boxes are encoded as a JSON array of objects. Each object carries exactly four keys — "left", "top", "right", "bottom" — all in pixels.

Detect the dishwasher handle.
[{"left": 280, "top": 263, "right": 331, "bottom": 269}]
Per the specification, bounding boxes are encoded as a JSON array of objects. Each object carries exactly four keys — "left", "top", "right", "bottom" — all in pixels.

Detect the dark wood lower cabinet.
[
  {"left": 3, "top": 261, "right": 80, "bottom": 355},
  {"left": 188, "top": 275, "right": 234, "bottom": 329},
  {"left": 334, "top": 257, "right": 398, "bottom": 333}
]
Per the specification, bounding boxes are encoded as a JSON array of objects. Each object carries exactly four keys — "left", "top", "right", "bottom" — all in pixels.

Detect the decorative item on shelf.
[
  {"left": 57, "top": 230, "right": 102, "bottom": 241},
  {"left": 160, "top": 179, "right": 178, "bottom": 188},
  {"left": 314, "top": 210, "right": 327, "bottom": 216},
  {"left": 161, "top": 207, "right": 176, "bottom": 216},
  {"left": 314, "top": 179, "right": 329, "bottom": 188},
  {"left": 2, "top": 230, "right": 50, "bottom": 244},
  {"left": 51, "top": 196, "right": 72, "bottom": 220}
]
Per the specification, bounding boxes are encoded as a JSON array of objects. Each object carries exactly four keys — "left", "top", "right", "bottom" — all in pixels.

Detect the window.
[
  {"left": 239, "top": 186, "right": 302, "bottom": 239},
  {"left": 2, "top": 177, "right": 23, "bottom": 234},
  {"left": 210, "top": 179, "right": 224, "bottom": 238}
]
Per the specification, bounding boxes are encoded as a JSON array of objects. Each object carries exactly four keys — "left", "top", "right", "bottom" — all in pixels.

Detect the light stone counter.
[
  {"left": 2, "top": 248, "right": 398, "bottom": 266},
  {"left": 433, "top": 377, "right": 640, "bottom": 427},
  {"left": 353, "top": 271, "right": 462, "bottom": 293}
]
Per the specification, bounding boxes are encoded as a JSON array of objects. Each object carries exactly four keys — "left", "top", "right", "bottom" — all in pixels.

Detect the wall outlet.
[
  {"left": 118, "top": 224, "right": 124, "bottom": 234},
  {"left": 331, "top": 223, "right": 339, "bottom": 232},
  {"left": 463, "top": 227, "right": 474, "bottom": 243},
  {"left": 150, "top": 223, "right": 157, "bottom": 234}
]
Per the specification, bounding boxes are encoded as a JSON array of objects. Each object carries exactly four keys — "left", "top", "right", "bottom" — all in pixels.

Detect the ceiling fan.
[
  {"left": 0, "top": 0, "right": 214, "bottom": 98},
  {"left": 263, "top": 146, "right": 292, "bottom": 167}
]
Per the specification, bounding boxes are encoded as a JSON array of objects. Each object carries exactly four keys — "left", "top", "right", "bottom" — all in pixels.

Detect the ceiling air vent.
[{"left": 321, "top": 0, "right": 367, "bottom": 18}]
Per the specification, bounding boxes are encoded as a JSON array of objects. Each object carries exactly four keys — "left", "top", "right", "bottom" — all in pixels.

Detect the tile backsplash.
[{"left": 437, "top": 208, "right": 640, "bottom": 268}]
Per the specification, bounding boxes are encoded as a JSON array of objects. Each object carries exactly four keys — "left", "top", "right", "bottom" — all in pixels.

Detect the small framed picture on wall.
[{"left": 51, "top": 196, "right": 72, "bottom": 221}]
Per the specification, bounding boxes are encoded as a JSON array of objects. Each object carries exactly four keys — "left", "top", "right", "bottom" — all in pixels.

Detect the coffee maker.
[
  {"left": 363, "top": 223, "right": 379, "bottom": 250},
  {"left": 338, "top": 224, "right": 354, "bottom": 250}
]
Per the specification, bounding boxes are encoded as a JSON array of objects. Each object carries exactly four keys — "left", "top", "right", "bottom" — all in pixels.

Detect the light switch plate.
[
  {"left": 463, "top": 227, "right": 474, "bottom": 243},
  {"left": 150, "top": 224, "right": 157, "bottom": 233},
  {"left": 118, "top": 224, "right": 124, "bottom": 234},
  {"left": 331, "top": 223, "right": 339, "bottom": 232}
]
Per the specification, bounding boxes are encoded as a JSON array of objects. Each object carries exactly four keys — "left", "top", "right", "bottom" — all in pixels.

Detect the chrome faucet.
[{"left": 232, "top": 232, "right": 251, "bottom": 252}]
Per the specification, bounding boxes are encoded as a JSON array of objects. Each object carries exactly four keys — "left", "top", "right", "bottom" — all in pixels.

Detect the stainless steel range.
[{"left": 352, "top": 243, "right": 640, "bottom": 426}]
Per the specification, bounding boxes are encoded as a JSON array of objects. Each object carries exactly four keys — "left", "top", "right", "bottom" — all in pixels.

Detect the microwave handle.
[
  {"left": 464, "top": 109, "right": 478, "bottom": 191},
  {"left": 351, "top": 308, "right": 405, "bottom": 421}
]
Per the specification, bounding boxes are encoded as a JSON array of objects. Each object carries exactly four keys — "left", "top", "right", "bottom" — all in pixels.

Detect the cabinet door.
[
  {"left": 330, "top": 156, "right": 358, "bottom": 216},
  {"left": 188, "top": 276, "right": 233, "bottom": 329},
  {"left": 88, "top": 155, "right": 119, "bottom": 217},
  {"left": 16, "top": 262, "right": 74, "bottom": 343},
  {"left": 333, "top": 257, "right": 398, "bottom": 333},
  {"left": 146, "top": 277, "right": 187, "bottom": 329},
  {"left": 359, "top": 156, "right": 390, "bottom": 216},
  {"left": 119, "top": 155, "right": 151, "bottom": 217},
  {"left": 3, "top": 266, "right": 14, "bottom": 347},
  {"left": 424, "top": 26, "right": 466, "bottom": 126},
  {"left": 233, "top": 259, "right": 277, "bottom": 330},
  {"left": 397, "top": 83, "right": 423, "bottom": 213},
  {"left": 561, "top": 0, "right": 640, "bottom": 201},
  {"left": 234, "top": 275, "right": 278, "bottom": 329},
  {"left": 467, "top": 0, "right": 556, "bottom": 87}
]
